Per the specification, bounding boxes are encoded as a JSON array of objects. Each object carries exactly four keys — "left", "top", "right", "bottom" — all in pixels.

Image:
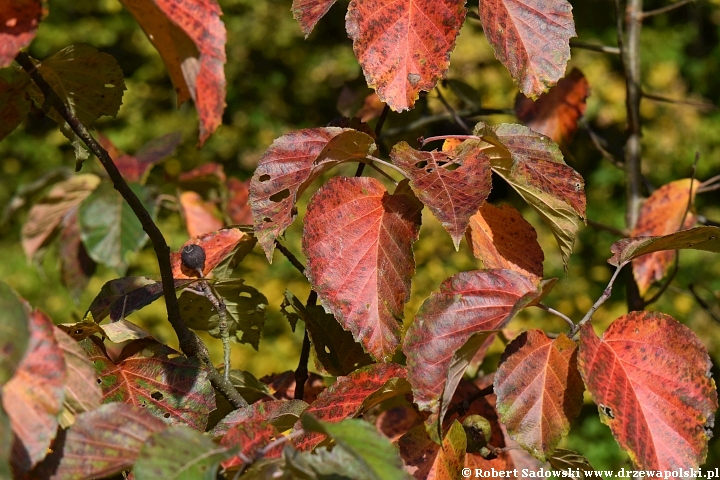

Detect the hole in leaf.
[
  {"left": 239, "top": 292, "right": 252, "bottom": 298},
  {"left": 151, "top": 391, "right": 163, "bottom": 401},
  {"left": 599, "top": 404, "right": 614, "bottom": 419},
  {"left": 104, "top": 84, "right": 115, "bottom": 88},
  {"left": 575, "top": 183, "right": 582, "bottom": 191},
  {"left": 426, "top": 168, "right": 434, "bottom": 173},
  {"left": 96, "top": 378, "right": 102, "bottom": 384},
  {"left": 142, "top": 348, "right": 154, "bottom": 358},
  {"left": 269, "top": 189, "right": 290, "bottom": 202},
  {"left": 444, "top": 163, "right": 460, "bottom": 171},
  {"left": 164, "top": 413, "right": 171, "bottom": 419},
  {"left": 258, "top": 174, "right": 271, "bottom": 182},
  {"left": 167, "top": 353, "right": 181, "bottom": 359},
  {"left": 263, "top": 217, "right": 272, "bottom": 223},
  {"left": 415, "top": 161, "right": 428, "bottom": 169},
  {"left": 325, "top": 346, "right": 331, "bottom": 354}
]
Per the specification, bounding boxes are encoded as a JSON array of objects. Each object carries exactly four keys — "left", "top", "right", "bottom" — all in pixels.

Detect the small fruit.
[{"left": 181, "top": 244, "right": 206, "bottom": 272}]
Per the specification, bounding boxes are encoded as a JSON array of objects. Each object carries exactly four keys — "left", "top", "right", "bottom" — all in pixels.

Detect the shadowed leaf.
[
  {"left": 494, "top": 330, "right": 583, "bottom": 461},
  {"left": 171, "top": 228, "right": 254, "bottom": 279},
  {"left": 0, "top": 0, "right": 44, "bottom": 67},
  {"left": 180, "top": 191, "right": 224, "bottom": 238},
  {"left": 0, "top": 282, "right": 30, "bottom": 385},
  {"left": 480, "top": 0, "right": 575, "bottom": 98},
  {"left": 53, "top": 327, "right": 102, "bottom": 417},
  {"left": 292, "top": 0, "right": 338, "bottom": 37},
  {"left": 0, "top": 67, "right": 33, "bottom": 140},
  {"left": 609, "top": 226, "right": 720, "bottom": 267},
  {"left": 58, "top": 208, "right": 96, "bottom": 300},
  {"left": 548, "top": 449, "right": 597, "bottom": 478},
  {"left": 98, "top": 132, "right": 181, "bottom": 184},
  {"left": 399, "top": 421, "right": 466, "bottom": 479},
  {"left": 578, "top": 312, "right": 717, "bottom": 469},
  {"left": 81, "top": 337, "right": 216, "bottom": 430},
  {"left": 346, "top": 0, "right": 466, "bottom": 111},
  {"left": 391, "top": 141, "right": 492, "bottom": 249},
  {"left": 210, "top": 399, "right": 309, "bottom": 438},
  {"left": 303, "top": 177, "right": 422, "bottom": 361}
]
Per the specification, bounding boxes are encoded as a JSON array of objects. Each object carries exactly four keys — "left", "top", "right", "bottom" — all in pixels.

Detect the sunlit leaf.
[
  {"left": 119, "top": 0, "right": 226, "bottom": 146},
  {"left": 134, "top": 426, "right": 234, "bottom": 480},
  {"left": 221, "top": 420, "right": 282, "bottom": 468},
  {"left": 303, "top": 177, "right": 422, "bottom": 361},
  {"left": 0, "top": 67, "right": 33, "bottom": 140},
  {"left": 58, "top": 208, "right": 96, "bottom": 300},
  {"left": 515, "top": 68, "right": 589, "bottom": 145},
  {"left": 101, "top": 319, "right": 154, "bottom": 343},
  {"left": 210, "top": 399, "right": 309, "bottom": 438},
  {"left": 170, "top": 228, "right": 254, "bottom": 279},
  {"left": 251, "top": 128, "right": 376, "bottom": 261},
  {"left": 391, "top": 140, "right": 492, "bottom": 250},
  {"left": 292, "top": 0, "right": 337, "bottom": 37},
  {"left": 494, "top": 330, "right": 583, "bottom": 461},
  {"left": 609, "top": 226, "right": 720, "bottom": 267},
  {"left": 479, "top": 0, "right": 575, "bottom": 98},
  {"left": 53, "top": 327, "right": 102, "bottom": 417},
  {"left": 0, "top": 0, "right": 44, "bottom": 67},
  {"left": 399, "top": 421, "right": 466, "bottom": 479},
  {"left": 21, "top": 174, "right": 101, "bottom": 260},
  {"left": 0, "top": 282, "right": 30, "bottom": 385},
  {"left": 3, "top": 309, "right": 65, "bottom": 474},
  {"left": 467, "top": 202, "right": 544, "bottom": 282},
  {"left": 81, "top": 337, "right": 216, "bottom": 430},
  {"left": 180, "top": 190, "right": 224, "bottom": 238},
  {"left": 346, "top": 0, "right": 466, "bottom": 111},
  {"left": 578, "top": 312, "right": 717, "bottom": 469}
]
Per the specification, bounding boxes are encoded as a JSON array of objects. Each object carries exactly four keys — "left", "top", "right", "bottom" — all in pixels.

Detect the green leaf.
[
  {"left": 0, "top": 282, "right": 30, "bottom": 385},
  {"left": 300, "top": 416, "right": 410, "bottom": 480},
  {"left": 134, "top": 426, "right": 235, "bottom": 480},
  {"left": 0, "top": 405, "right": 11, "bottom": 479},
  {"left": 225, "top": 369, "right": 273, "bottom": 404},
  {"left": 285, "top": 444, "right": 378, "bottom": 479},
  {"left": 78, "top": 182, "right": 156, "bottom": 273},
  {"left": 178, "top": 279, "right": 267, "bottom": 349},
  {"left": 609, "top": 226, "right": 720, "bottom": 267}
]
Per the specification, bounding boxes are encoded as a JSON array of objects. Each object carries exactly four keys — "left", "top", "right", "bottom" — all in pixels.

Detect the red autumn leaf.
[
  {"left": 21, "top": 174, "right": 101, "bottom": 260},
  {"left": 494, "top": 330, "right": 584, "bottom": 461},
  {"left": 80, "top": 337, "right": 216, "bottom": 431},
  {"left": 2, "top": 309, "right": 65, "bottom": 474},
  {"left": 58, "top": 208, "right": 96, "bottom": 300},
  {"left": 210, "top": 399, "right": 309, "bottom": 438},
  {"left": 391, "top": 141, "right": 492, "bottom": 250},
  {"left": 466, "top": 203, "right": 544, "bottom": 282},
  {"left": 292, "top": 363, "right": 409, "bottom": 451},
  {"left": 515, "top": 68, "right": 590, "bottom": 145},
  {"left": 346, "top": 0, "right": 466, "bottom": 112},
  {"left": 53, "top": 327, "right": 103, "bottom": 416},
  {"left": 303, "top": 177, "right": 422, "bottom": 361},
  {"left": 403, "top": 269, "right": 543, "bottom": 428},
  {"left": 178, "top": 161, "right": 227, "bottom": 185},
  {"left": 220, "top": 421, "right": 282, "bottom": 468},
  {"left": 479, "top": 0, "right": 575, "bottom": 98},
  {"left": 578, "top": 312, "right": 717, "bottom": 470},
  {"left": 179, "top": 191, "right": 224, "bottom": 238},
  {"left": 630, "top": 178, "right": 698, "bottom": 296},
  {"left": 356, "top": 92, "right": 386, "bottom": 122},
  {"left": 170, "top": 228, "right": 251, "bottom": 279},
  {"left": 119, "top": 0, "right": 226, "bottom": 147},
  {"left": 399, "top": 421, "right": 466, "bottom": 479},
  {"left": 609, "top": 226, "right": 720, "bottom": 267},
  {"left": 98, "top": 132, "right": 181, "bottom": 183},
  {"left": 292, "top": 0, "right": 338, "bottom": 37},
  {"left": 251, "top": 127, "right": 375, "bottom": 261},
  {"left": 0, "top": 68, "right": 33, "bottom": 141},
  {"left": 226, "top": 177, "right": 252, "bottom": 225},
  {"left": 0, "top": 0, "right": 44, "bottom": 68},
  {"left": 45, "top": 403, "right": 167, "bottom": 480},
  {"left": 375, "top": 404, "right": 423, "bottom": 443},
  {"left": 260, "top": 371, "right": 327, "bottom": 403}
]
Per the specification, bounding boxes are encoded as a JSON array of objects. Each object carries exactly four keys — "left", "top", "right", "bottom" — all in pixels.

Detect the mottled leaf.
[
  {"left": 179, "top": 278, "right": 267, "bottom": 349},
  {"left": 578, "top": 312, "right": 717, "bottom": 469},
  {"left": 180, "top": 190, "right": 224, "bottom": 238},
  {"left": 399, "top": 421, "right": 466, "bottom": 479},
  {"left": 391, "top": 141, "right": 492, "bottom": 249},
  {"left": 226, "top": 177, "right": 252, "bottom": 225},
  {"left": 58, "top": 208, "right": 96, "bottom": 300},
  {"left": 221, "top": 420, "right": 282, "bottom": 468},
  {"left": 98, "top": 132, "right": 181, "bottom": 184},
  {"left": 262, "top": 371, "right": 326, "bottom": 404},
  {"left": 171, "top": 228, "right": 253, "bottom": 279},
  {"left": 609, "top": 226, "right": 720, "bottom": 267},
  {"left": 292, "top": 0, "right": 337, "bottom": 37},
  {"left": 21, "top": 174, "right": 101, "bottom": 260},
  {"left": 251, "top": 127, "right": 376, "bottom": 261},
  {"left": 0, "top": 0, "right": 44, "bottom": 67},
  {"left": 494, "top": 330, "right": 583, "bottom": 461},
  {"left": 285, "top": 444, "right": 379, "bottom": 479},
  {"left": 119, "top": 0, "right": 226, "bottom": 146},
  {"left": 346, "top": 0, "right": 467, "bottom": 111},
  {"left": 57, "top": 319, "right": 106, "bottom": 341},
  {"left": 79, "top": 182, "right": 156, "bottom": 273},
  {"left": 0, "top": 282, "right": 30, "bottom": 385},
  {"left": 303, "top": 177, "right": 422, "bottom": 361},
  {"left": 548, "top": 449, "right": 597, "bottom": 478},
  {"left": 281, "top": 290, "right": 373, "bottom": 376},
  {"left": 515, "top": 68, "right": 589, "bottom": 144},
  {"left": 134, "top": 426, "right": 234, "bottom": 480},
  {"left": 210, "top": 399, "right": 309, "bottom": 438},
  {"left": 630, "top": 178, "right": 698, "bottom": 295},
  {"left": 293, "top": 363, "right": 409, "bottom": 451},
  {"left": 50, "top": 403, "right": 167, "bottom": 480},
  {"left": 101, "top": 319, "right": 154, "bottom": 343},
  {"left": 107, "top": 279, "right": 194, "bottom": 322},
  {"left": 479, "top": 0, "right": 575, "bottom": 98},
  {"left": 87, "top": 276, "right": 160, "bottom": 322},
  {"left": 467, "top": 202, "right": 544, "bottom": 281},
  {"left": 3, "top": 309, "right": 65, "bottom": 474},
  {"left": 0, "top": 67, "right": 33, "bottom": 140},
  {"left": 53, "top": 327, "right": 102, "bottom": 417},
  {"left": 403, "top": 269, "right": 543, "bottom": 428},
  {"left": 81, "top": 337, "right": 216, "bottom": 430}
]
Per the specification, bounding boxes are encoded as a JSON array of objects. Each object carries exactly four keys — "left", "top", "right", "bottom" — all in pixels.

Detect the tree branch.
[
  {"left": 294, "top": 291, "right": 316, "bottom": 401},
  {"left": 14, "top": 51, "right": 248, "bottom": 410},
  {"left": 641, "top": 91, "right": 719, "bottom": 110},
  {"left": 570, "top": 39, "right": 621, "bottom": 55},
  {"left": 577, "top": 264, "right": 625, "bottom": 331},
  {"left": 381, "top": 106, "right": 513, "bottom": 138},
  {"left": 641, "top": 0, "right": 694, "bottom": 18}
]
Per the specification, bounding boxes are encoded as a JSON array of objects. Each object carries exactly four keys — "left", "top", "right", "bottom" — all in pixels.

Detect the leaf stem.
[
  {"left": 294, "top": 291, "right": 316, "bottom": 401},
  {"left": 641, "top": 0, "right": 694, "bottom": 18},
  {"left": 688, "top": 284, "right": 720, "bottom": 324},
  {"left": 435, "top": 87, "right": 470, "bottom": 133},
  {"left": 536, "top": 303, "right": 576, "bottom": 332},
  {"left": 570, "top": 39, "right": 620, "bottom": 55},
  {"left": 355, "top": 104, "right": 391, "bottom": 177},
  {"left": 364, "top": 155, "right": 408, "bottom": 177},
  {"left": 420, "top": 135, "right": 480, "bottom": 147},
  {"left": 577, "top": 264, "right": 625, "bottom": 331},
  {"left": 14, "top": 51, "right": 248, "bottom": 410},
  {"left": 274, "top": 240, "right": 306, "bottom": 275}
]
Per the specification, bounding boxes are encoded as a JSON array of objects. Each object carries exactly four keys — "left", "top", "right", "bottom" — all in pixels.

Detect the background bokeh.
[{"left": 2, "top": 0, "right": 720, "bottom": 469}]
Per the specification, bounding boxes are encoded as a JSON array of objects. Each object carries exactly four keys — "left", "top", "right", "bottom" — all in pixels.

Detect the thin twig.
[
  {"left": 536, "top": 303, "right": 576, "bottom": 332},
  {"left": 688, "top": 284, "right": 720, "bottom": 324},
  {"left": 587, "top": 219, "right": 629, "bottom": 237},
  {"left": 580, "top": 121, "right": 625, "bottom": 169},
  {"left": 577, "top": 264, "right": 625, "bottom": 330},
  {"left": 274, "top": 240, "right": 306, "bottom": 275},
  {"left": 355, "top": 104, "right": 391, "bottom": 177},
  {"left": 14, "top": 51, "right": 248, "bottom": 410},
  {"left": 642, "top": 91, "right": 719, "bottom": 110},
  {"left": 641, "top": 0, "right": 694, "bottom": 18},
  {"left": 641, "top": 253, "right": 679, "bottom": 308},
  {"left": 365, "top": 155, "right": 408, "bottom": 177},
  {"left": 570, "top": 39, "right": 621, "bottom": 55},
  {"left": 700, "top": 174, "right": 720, "bottom": 189},
  {"left": 365, "top": 161, "right": 399, "bottom": 185},
  {"left": 698, "top": 183, "right": 720, "bottom": 194},
  {"left": 697, "top": 215, "right": 720, "bottom": 228},
  {"left": 435, "top": 87, "right": 471, "bottom": 133},
  {"left": 231, "top": 429, "right": 307, "bottom": 480},
  {"left": 381, "top": 106, "right": 513, "bottom": 138},
  {"left": 420, "top": 134, "right": 480, "bottom": 147}
]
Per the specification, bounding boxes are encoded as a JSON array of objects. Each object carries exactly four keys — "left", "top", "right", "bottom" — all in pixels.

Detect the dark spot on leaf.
[
  {"left": 408, "top": 73, "right": 421, "bottom": 86},
  {"left": 263, "top": 217, "right": 272, "bottom": 223},
  {"left": 151, "top": 391, "right": 163, "bottom": 401},
  {"left": 269, "top": 189, "right": 291, "bottom": 202},
  {"left": 164, "top": 412, "right": 171, "bottom": 418},
  {"left": 415, "top": 161, "right": 428, "bottom": 169},
  {"left": 96, "top": 378, "right": 102, "bottom": 384},
  {"left": 259, "top": 174, "right": 271, "bottom": 182}
]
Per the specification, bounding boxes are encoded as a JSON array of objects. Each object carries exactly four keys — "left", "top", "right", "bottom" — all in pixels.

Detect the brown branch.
[
  {"left": 570, "top": 39, "right": 621, "bottom": 55},
  {"left": 355, "top": 104, "right": 390, "bottom": 177},
  {"left": 688, "top": 284, "right": 720, "bottom": 324},
  {"left": 435, "top": 87, "right": 471, "bottom": 133},
  {"left": 294, "top": 291, "right": 316, "bottom": 401},
  {"left": 641, "top": 0, "right": 694, "bottom": 18},
  {"left": 14, "top": 51, "right": 248, "bottom": 410},
  {"left": 587, "top": 219, "right": 629, "bottom": 237},
  {"left": 381, "top": 106, "right": 513, "bottom": 138}
]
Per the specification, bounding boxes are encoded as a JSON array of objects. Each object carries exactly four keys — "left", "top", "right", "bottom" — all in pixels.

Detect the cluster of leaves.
[{"left": 2, "top": 0, "right": 720, "bottom": 478}]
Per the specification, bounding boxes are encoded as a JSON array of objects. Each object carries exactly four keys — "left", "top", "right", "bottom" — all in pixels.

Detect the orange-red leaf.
[
  {"left": 292, "top": 0, "right": 338, "bottom": 37},
  {"left": 467, "top": 203, "right": 544, "bottom": 281},
  {"left": 479, "top": 0, "right": 575, "bottom": 98},
  {"left": 630, "top": 178, "right": 698, "bottom": 296},
  {"left": 346, "top": 0, "right": 467, "bottom": 111},
  {"left": 119, "top": 0, "right": 226, "bottom": 146},
  {"left": 399, "top": 421, "right": 466, "bottom": 479},
  {"left": 226, "top": 177, "right": 252, "bottom": 225},
  {"left": 0, "top": 0, "right": 44, "bottom": 68},
  {"left": 251, "top": 128, "right": 376, "bottom": 261},
  {"left": 578, "top": 312, "right": 717, "bottom": 469},
  {"left": 292, "top": 363, "right": 409, "bottom": 451},
  {"left": 170, "top": 228, "right": 250, "bottom": 279},
  {"left": 221, "top": 421, "right": 282, "bottom": 468},
  {"left": 403, "top": 269, "right": 542, "bottom": 426},
  {"left": 53, "top": 327, "right": 103, "bottom": 416},
  {"left": 98, "top": 132, "right": 181, "bottom": 184},
  {"left": 391, "top": 141, "right": 492, "bottom": 250},
  {"left": 3, "top": 310, "right": 65, "bottom": 474},
  {"left": 179, "top": 191, "right": 224, "bottom": 238},
  {"left": 494, "top": 330, "right": 583, "bottom": 461},
  {"left": 210, "top": 399, "right": 309, "bottom": 438},
  {"left": 303, "top": 177, "right": 422, "bottom": 361},
  {"left": 515, "top": 68, "right": 589, "bottom": 144}
]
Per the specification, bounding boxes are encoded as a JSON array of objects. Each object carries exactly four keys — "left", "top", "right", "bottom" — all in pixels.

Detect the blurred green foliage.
[{"left": 2, "top": 0, "right": 720, "bottom": 470}]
